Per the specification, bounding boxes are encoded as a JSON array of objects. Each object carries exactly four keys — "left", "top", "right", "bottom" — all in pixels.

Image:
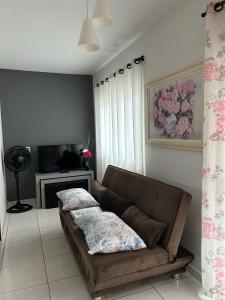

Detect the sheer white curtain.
[{"left": 94, "top": 62, "right": 145, "bottom": 181}]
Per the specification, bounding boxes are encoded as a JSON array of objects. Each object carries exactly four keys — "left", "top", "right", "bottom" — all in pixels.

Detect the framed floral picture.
[{"left": 145, "top": 63, "right": 203, "bottom": 150}]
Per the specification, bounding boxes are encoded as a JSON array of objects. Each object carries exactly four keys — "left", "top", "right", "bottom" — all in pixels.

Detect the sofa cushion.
[
  {"left": 70, "top": 206, "right": 102, "bottom": 224},
  {"left": 56, "top": 188, "right": 99, "bottom": 211},
  {"left": 122, "top": 206, "right": 167, "bottom": 249},
  {"left": 99, "top": 189, "right": 131, "bottom": 217},
  {"left": 75, "top": 211, "right": 146, "bottom": 254}
]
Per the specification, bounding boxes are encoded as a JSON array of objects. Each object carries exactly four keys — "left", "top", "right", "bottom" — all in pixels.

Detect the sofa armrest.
[
  {"left": 92, "top": 180, "right": 107, "bottom": 202},
  {"left": 166, "top": 191, "right": 192, "bottom": 262}
]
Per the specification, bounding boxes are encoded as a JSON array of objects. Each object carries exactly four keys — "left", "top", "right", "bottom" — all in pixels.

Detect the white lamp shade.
[
  {"left": 78, "top": 18, "right": 100, "bottom": 52},
  {"left": 93, "top": 0, "right": 112, "bottom": 27}
]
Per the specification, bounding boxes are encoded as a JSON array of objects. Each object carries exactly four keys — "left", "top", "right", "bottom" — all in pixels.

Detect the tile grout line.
[
  {"left": 153, "top": 287, "right": 165, "bottom": 300},
  {"left": 47, "top": 273, "right": 81, "bottom": 284},
  {"left": 1, "top": 258, "right": 46, "bottom": 270},
  {"left": 0, "top": 283, "right": 50, "bottom": 296},
  {"left": 110, "top": 286, "right": 157, "bottom": 300},
  {"left": 150, "top": 279, "right": 177, "bottom": 289},
  {"left": 36, "top": 209, "right": 52, "bottom": 300}
]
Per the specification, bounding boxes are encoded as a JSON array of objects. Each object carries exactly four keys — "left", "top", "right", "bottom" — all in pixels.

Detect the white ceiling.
[{"left": 0, "top": 0, "right": 180, "bottom": 75}]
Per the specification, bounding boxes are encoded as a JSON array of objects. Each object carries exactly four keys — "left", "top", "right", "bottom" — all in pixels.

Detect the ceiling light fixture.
[
  {"left": 78, "top": 0, "right": 100, "bottom": 52},
  {"left": 93, "top": 0, "right": 112, "bottom": 27}
]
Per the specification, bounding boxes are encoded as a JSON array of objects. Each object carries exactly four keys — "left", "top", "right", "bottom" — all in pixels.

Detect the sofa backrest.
[{"left": 102, "top": 165, "right": 191, "bottom": 261}]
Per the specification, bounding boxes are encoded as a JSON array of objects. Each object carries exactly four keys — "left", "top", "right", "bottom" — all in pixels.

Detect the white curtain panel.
[
  {"left": 94, "top": 63, "right": 145, "bottom": 181},
  {"left": 202, "top": 2, "right": 225, "bottom": 299}
]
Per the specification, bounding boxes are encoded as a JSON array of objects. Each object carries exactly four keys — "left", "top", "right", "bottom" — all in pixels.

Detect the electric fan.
[{"left": 4, "top": 145, "right": 33, "bottom": 213}]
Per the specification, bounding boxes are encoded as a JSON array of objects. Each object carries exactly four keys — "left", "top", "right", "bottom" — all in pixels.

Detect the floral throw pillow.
[
  {"left": 75, "top": 211, "right": 146, "bottom": 255},
  {"left": 70, "top": 206, "right": 102, "bottom": 224},
  {"left": 56, "top": 188, "right": 99, "bottom": 211}
]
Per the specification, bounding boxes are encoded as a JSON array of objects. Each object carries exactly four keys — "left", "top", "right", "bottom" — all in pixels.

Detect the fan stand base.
[{"left": 7, "top": 202, "right": 33, "bottom": 214}]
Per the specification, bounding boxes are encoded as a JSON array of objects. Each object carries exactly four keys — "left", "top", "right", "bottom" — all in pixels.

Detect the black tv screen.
[{"left": 38, "top": 144, "right": 83, "bottom": 173}]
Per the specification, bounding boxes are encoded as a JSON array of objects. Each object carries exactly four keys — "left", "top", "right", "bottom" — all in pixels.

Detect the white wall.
[
  {"left": 94, "top": 0, "right": 205, "bottom": 275},
  {"left": 0, "top": 105, "right": 6, "bottom": 239}
]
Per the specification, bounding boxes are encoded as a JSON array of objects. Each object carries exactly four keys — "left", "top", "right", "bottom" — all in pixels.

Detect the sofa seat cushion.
[
  {"left": 70, "top": 221, "right": 168, "bottom": 282},
  {"left": 92, "top": 247, "right": 168, "bottom": 282}
]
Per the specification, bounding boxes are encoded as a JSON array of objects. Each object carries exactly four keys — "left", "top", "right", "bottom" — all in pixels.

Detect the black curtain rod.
[
  {"left": 201, "top": 0, "right": 225, "bottom": 17},
  {"left": 95, "top": 55, "right": 144, "bottom": 88}
]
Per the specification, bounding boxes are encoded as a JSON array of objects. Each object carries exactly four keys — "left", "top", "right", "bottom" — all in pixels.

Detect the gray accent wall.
[{"left": 0, "top": 69, "right": 95, "bottom": 202}]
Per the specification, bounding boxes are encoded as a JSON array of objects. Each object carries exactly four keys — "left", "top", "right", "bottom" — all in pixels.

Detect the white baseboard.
[
  {"left": 7, "top": 198, "right": 37, "bottom": 209},
  {"left": 187, "top": 264, "right": 202, "bottom": 283}
]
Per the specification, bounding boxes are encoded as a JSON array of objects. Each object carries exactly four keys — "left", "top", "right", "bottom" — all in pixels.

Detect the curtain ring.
[
  {"left": 113, "top": 72, "right": 117, "bottom": 77},
  {"left": 96, "top": 83, "right": 100, "bottom": 87},
  {"left": 214, "top": 1, "right": 224, "bottom": 12},
  {"left": 106, "top": 77, "right": 109, "bottom": 82},
  {"left": 134, "top": 58, "right": 140, "bottom": 64},
  {"left": 119, "top": 69, "right": 124, "bottom": 74},
  {"left": 127, "top": 63, "right": 132, "bottom": 69},
  {"left": 101, "top": 80, "right": 104, "bottom": 85}
]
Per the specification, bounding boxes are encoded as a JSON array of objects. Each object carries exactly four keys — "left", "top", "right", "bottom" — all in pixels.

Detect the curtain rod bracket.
[{"left": 201, "top": 0, "right": 225, "bottom": 17}]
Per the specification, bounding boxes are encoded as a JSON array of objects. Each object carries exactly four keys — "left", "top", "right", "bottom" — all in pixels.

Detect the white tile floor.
[{"left": 0, "top": 207, "right": 202, "bottom": 299}]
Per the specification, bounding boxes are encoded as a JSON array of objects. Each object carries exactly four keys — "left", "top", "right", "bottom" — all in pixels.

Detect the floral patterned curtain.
[{"left": 202, "top": 1, "right": 225, "bottom": 299}]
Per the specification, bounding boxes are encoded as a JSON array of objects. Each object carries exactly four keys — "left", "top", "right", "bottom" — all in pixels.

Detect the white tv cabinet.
[{"left": 35, "top": 170, "right": 94, "bottom": 208}]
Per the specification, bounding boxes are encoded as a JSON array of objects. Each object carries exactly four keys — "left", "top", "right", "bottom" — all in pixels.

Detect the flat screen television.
[{"left": 38, "top": 144, "right": 83, "bottom": 173}]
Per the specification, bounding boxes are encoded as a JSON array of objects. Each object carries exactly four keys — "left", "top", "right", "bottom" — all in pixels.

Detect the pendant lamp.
[
  {"left": 93, "top": 0, "right": 112, "bottom": 27},
  {"left": 78, "top": 0, "right": 100, "bottom": 52}
]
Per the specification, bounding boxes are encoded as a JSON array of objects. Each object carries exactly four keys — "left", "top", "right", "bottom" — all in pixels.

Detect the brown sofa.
[{"left": 59, "top": 165, "right": 194, "bottom": 299}]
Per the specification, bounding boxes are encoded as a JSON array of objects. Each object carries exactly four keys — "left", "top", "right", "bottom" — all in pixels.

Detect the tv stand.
[{"left": 35, "top": 170, "right": 94, "bottom": 208}]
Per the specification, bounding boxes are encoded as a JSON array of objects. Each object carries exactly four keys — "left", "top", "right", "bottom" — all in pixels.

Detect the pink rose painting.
[
  {"left": 152, "top": 78, "right": 197, "bottom": 138},
  {"left": 147, "top": 65, "right": 203, "bottom": 145}
]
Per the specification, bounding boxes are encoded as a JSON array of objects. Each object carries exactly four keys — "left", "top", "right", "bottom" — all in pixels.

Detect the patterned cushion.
[
  {"left": 75, "top": 211, "right": 146, "bottom": 255},
  {"left": 56, "top": 188, "right": 99, "bottom": 211},
  {"left": 70, "top": 206, "right": 102, "bottom": 224}
]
